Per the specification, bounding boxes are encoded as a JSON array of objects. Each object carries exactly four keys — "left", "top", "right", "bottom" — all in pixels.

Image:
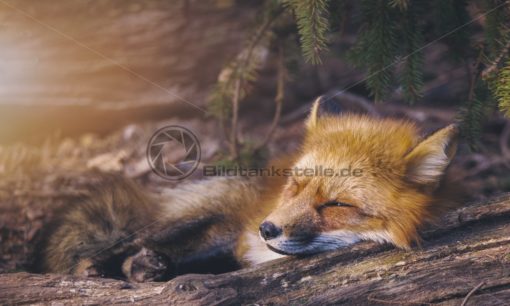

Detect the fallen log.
[{"left": 1, "top": 193, "right": 509, "bottom": 305}]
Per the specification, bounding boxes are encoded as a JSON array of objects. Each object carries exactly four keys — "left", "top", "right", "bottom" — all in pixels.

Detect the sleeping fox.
[{"left": 37, "top": 97, "right": 459, "bottom": 281}]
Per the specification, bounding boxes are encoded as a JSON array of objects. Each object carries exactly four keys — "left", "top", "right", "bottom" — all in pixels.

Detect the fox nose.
[{"left": 259, "top": 221, "right": 282, "bottom": 240}]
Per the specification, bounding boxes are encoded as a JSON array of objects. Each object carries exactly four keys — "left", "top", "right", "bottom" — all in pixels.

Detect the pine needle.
[{"left": 285, "top": 0, "right": 330, "bottom": 64}]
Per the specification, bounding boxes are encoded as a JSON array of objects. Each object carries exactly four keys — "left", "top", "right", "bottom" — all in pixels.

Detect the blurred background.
[
  {"left": 0, "top": 0, "right": 256, "bottom": 144},
  {"left": 0, "top": 0, "right": 509, "bottom": 273}
]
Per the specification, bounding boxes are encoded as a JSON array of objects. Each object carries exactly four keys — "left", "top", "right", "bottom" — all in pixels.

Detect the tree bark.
[{"left": 1, "top": 194, "right": 509, "bottom": 305}]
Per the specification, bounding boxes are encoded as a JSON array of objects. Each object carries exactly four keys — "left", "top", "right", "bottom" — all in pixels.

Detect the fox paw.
[
  {"left": 73, "top": 258, "right": 101, "bottom": 277},
  {"left": 122, "top": 247, "right": 170, "bottom": 282}
]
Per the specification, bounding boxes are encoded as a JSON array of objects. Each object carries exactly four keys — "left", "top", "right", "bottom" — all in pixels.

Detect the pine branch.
[
  {"left": 399, "top": 2, "right": 424, "bottom": 103},
  {"left": 483, "top": 0, "right": 510, "bottom": 59},
  {"left": 481, "top": 0, "right": 510, "bottom": 79},
  {"left": 459, "top": 49, "right": 492, "bottom": 150},
  {"left": 349, "top": 0, "right": 399, "bottom": 101},
  {"left": 482, "top": 39, "right": 510, "bottom": 79},
  {"left": 229, "top": 16, "right": 275, "bottom": 159},
  {"left": 286, "top": 0, "right": 330, "bottom": 64},
  {"left": 208, "top": 4, "right": 283, "bottom": 159},
  {"left": 459, "top": 95, "right": 486, "bottom": 150},
  {"left": 495, "top": 59, "right": 510, "bottom": 116}
]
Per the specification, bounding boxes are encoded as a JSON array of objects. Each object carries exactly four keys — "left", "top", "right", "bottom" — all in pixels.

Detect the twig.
[
  {"left": 255, "top": 43, "right": 286, "bottom": 151},
  {"left": 467, "top": 47, "right": 485, "bottom": 103},
  {"left": 461, "top": 281, "right": 485, "bottom": 306},
  {"left": 230, "top": 77, "right": 242, "bottom": 159},
  {"left": 228, "top": 8, "right": 282, "bottom": 160},
  {"left": 482, "top": 39, "right": 510, "bottom": 80}
]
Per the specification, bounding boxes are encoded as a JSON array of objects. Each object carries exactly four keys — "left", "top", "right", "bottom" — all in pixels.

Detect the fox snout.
[
  {"left": 259, "top": 206, "right": 320, "bottom": 244},
  {"left": 259, "top": 221, "right": 282, "bottom": 240}
]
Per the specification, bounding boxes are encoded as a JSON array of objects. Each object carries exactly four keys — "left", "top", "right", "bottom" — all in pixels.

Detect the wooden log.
[{"left": 1, "top": 194, "right": 509, "bottom": 305}]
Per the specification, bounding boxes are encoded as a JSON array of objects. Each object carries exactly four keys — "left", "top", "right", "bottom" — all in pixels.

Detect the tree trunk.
[{"left": 1, "top": 194, "right": 509, "bottom": 305}]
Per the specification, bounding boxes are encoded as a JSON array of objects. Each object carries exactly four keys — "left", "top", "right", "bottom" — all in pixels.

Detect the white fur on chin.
[{"left": 243, "top": 232, "right": 286, "bottom": 265}]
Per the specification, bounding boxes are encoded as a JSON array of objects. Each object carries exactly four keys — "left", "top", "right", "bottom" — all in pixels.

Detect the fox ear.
[
  {"left": 405, "top": 124, "right": 459, "bottom": 186},
  {"left": 306, "top": 96, "right": 342, "bottom": 129}
]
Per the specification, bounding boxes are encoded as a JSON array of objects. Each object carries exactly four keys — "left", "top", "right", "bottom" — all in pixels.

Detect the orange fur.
[{"left": 240, "top": 99, "right": 459, "bottom": 262}]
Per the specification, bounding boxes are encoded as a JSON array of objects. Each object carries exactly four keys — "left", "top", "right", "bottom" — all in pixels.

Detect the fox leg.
[
  {"left": 120, "top": 214, "right": 231, "bottom": 282},
  {"left": 120, "top": 214, "right": 241, "bottom": 282}
]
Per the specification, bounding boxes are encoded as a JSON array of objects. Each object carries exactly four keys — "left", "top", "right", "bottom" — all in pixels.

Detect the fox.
[{"left": 36, "top": 97, "right": 459, "bottom": 282}]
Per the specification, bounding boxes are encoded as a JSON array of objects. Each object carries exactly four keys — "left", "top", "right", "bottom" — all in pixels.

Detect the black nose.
[{"left": 259, "top": 221, "right": 282, "bottom": 240}]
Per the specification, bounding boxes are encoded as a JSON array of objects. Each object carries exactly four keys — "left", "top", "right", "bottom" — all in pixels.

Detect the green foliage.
[
  {"left": 209, "top": 82, "right": 231, "bottom": 123},
  {"left": 495, "top": 60, "right": 510, "bottom": 116},
  {"left": 347, "top": 0, "right": 427, "bottom": 102},
  {"left": 209, "top": 0, "right": 510, "bottom": 156},
  {"left": 208, "top": 0, "right": 284, "bottom": 125},
  {"left": 285, "top": 0, "right": 330, "bottom": 64},
  {"left": 399, "top": 2, "right": 424, "bottom": 103},
  {"left": 349, "top": 0, "right": 399, "bottom": 101},
  {"left": 484, "top": 0, "right": 510, "bottom": 59},
  {"left": 459, "top": 78, "right": 499, "bottom": 150},
  {"left": 207, "top": 23, "right": 272, "bottom": 122},
  {"left": 459, "top": 88, "right": 488, "bottom": 150},
  {"left": 482, "top": 0, "right": 510, "bottom": 117}
]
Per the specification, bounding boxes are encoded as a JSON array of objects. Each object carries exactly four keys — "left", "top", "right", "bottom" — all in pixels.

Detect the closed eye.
[{"left": 321, "top": 201, "right": 355, "bottom": 208}]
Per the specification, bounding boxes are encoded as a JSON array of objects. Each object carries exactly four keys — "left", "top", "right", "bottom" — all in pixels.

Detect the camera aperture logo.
[{"left": 147, "top": 126, "right": 201, "bottom": 180}]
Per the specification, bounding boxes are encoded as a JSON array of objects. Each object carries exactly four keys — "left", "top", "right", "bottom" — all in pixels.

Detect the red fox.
[{"left": 37, "top": 97, "right": 459, "bottom": 281}]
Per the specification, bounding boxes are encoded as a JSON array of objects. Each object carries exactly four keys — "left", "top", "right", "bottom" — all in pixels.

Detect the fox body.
[{"left": 38, "top": 98, "right": 459, "bottom": 281}]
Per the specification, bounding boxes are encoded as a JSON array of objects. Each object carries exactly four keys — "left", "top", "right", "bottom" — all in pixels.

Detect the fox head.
[{"left": 260, "top": 97, "right": 458, "bottom": 255}]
